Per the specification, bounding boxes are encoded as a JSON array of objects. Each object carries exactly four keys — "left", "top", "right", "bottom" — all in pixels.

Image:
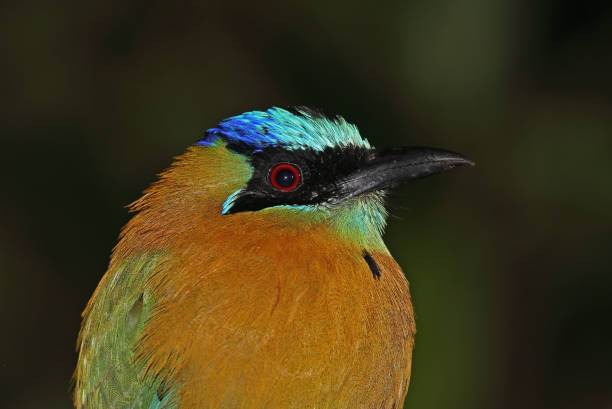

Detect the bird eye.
[{"left": 269, "top": 163, "right": 301, "bottom": 191}]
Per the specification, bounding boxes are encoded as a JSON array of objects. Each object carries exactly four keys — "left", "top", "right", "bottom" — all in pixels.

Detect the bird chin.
[{"left": 324, "top": 190, "right": 389, "bottom": 248}]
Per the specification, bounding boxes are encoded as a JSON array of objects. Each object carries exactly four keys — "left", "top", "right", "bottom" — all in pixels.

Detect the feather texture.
[
  {"left": 75, "top": 138, "right": 415, "bottom": 408},
  {"left": 201, "top": 107, "right": 370, "bottom": 151}
]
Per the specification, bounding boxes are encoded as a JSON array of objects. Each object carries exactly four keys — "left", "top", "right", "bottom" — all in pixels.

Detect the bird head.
[{"left": 156, "top": 106, "right": 474, "bottom": 251}]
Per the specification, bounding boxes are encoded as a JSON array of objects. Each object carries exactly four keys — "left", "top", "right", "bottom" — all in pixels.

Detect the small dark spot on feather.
[
  {"left": 157, "top": 385, "right": 166, "bottom": 401},
  {"left": 363, "top": 250, "right": 381, "bottom": 280}
]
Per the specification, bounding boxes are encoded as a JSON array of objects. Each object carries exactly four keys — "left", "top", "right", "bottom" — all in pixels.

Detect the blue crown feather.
[{"left": 199, "top": 107, "right": 370, "bottom": 151}]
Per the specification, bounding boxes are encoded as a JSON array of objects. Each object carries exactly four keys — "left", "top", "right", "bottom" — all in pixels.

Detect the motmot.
[{"left": 74, "top": 107, "right": 472, "bottom": 409}]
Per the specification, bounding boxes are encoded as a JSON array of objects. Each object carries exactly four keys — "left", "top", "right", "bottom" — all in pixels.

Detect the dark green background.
[{"left": 1, "top": 1, "right": 611, "bottom": 408}]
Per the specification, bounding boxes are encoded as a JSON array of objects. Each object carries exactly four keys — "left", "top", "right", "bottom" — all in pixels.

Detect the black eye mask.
[{"left": 221, "top": 144, "right": 374, "bottom": 214}]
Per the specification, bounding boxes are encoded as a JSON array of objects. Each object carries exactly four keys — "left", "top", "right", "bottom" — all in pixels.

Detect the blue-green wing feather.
[
  {"left": 75, "top": 254, "right": 177, "bottom": 409},
  {"left": 148, "top": 391, "right": 175, "bottom": 409}
]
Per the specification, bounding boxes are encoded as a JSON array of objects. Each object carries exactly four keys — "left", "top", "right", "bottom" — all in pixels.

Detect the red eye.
[{"left": 269, "top": 163, "right": 301, "bottom": 191}]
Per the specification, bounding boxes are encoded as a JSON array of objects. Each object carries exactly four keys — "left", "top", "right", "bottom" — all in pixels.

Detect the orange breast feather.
[{"left": 113, "top": 147, "right": 416, "bottom": 409}]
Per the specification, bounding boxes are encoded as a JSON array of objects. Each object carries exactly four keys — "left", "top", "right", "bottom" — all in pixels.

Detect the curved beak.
[{"left": 335, "top": 147, "right": 474, "bottom": 201}]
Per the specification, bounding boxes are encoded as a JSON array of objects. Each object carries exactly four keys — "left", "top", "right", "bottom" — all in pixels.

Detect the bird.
[{"left": 73, "top": 106, "right": 472, "bottom": 409}]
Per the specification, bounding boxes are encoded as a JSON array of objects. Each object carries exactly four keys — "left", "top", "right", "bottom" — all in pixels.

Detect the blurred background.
[{"left": 1, "top": 1, "right": 611, "bottom": 408}]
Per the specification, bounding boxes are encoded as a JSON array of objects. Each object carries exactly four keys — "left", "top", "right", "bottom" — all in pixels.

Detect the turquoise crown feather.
[{"left": 199, "top": 107, "right": 371, "bottom": 151}]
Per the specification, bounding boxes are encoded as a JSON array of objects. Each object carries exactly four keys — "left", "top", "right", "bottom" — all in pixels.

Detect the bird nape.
[{"left": 74, "top": 107, "right": 473, "bottom": 409}]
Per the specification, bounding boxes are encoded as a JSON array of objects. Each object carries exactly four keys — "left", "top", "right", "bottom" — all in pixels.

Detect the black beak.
[{"left": 335, "top": 147, "right": 474, "bottom": 201}]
